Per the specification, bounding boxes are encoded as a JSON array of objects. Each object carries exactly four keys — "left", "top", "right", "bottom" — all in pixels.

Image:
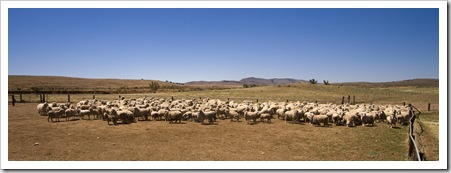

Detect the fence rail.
[{"left": 408, "top": 105, "right": 423, "bottom": 161}]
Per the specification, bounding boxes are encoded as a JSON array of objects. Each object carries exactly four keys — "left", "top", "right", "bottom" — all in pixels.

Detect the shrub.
[
  {"left": 324, "top": 80, "right": 330, "bottom": 85},
  {"left": 149, "top": 82, "right": 160, "bottom": 93},
  {"left": 30, "top": 87, "right": 40, "bottom": 93},
  {"left": 309, "top": 79, "right": 318, "bottom": 84}
]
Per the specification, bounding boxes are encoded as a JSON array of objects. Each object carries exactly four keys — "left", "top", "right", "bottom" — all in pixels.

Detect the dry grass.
[
  {"left": 9, "top": 103, "right": 410, "bottom": 161},
  {"left": 415, "top": 111, "right": 439, "bottom": 161}
]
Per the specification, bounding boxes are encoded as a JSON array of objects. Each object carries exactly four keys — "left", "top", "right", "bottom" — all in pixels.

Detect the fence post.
[
  {"left": 40, "top": 94, "right": 43, "bottom": 103},
  {"left": 12, "top": 95, "right": 15, "bottom": 106},
  {"left": 404, "top": 102, "right": 406, "bottom": 106},
  {"left": 256, "top": 99, "right": 258, "bottom": 103},
  {"left": 43, "top": 94, "right": 46, "bottom": 102},
  {"left": 20, "top": 94, "right": 23, "bottom": 103},
  {"left": 228, "top": 98, "right": 229, "bottom": 101},
  {"left": 341, "top": 96, "right": 344, "bottom": 105},
  {"left": 347, "top": 95, "right": 350, "bottom": 104},
  {"left": 68, "top": 95, "right": 71, "bottom": 103},
  {"left": 286, "top": 100, "right": 288, "bottom": 103},
  {"left": 93, "top": 95, "right": 96, "bottom": 99},
  {"left": 315, "top": 100, "right": 317, "bottom": 104},
  {"left": 353, "top": 95, "right": 355, "bottom": 104},
  {"left": 428, "top": 103, "right": 430, "bottom": 111}
]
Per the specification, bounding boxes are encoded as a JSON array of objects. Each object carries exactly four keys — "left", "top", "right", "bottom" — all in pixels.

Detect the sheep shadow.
[
  {"left": 201, "top": 123, "right": 219, "bottom": 125},
  {"left": 168, "top": 122, "right": 187, "bottom": 125},
  {"left": 391, "top": 126, "right": 401, "bottom": 129},
  {"left": 311, "top": 125, "right": 333, "bottom": 128}
]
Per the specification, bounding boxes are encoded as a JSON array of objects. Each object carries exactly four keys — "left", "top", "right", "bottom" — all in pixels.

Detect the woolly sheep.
[
  {"left": 311, "top": 115, "right": 330, "bottom": 127},
  {"left": 37, "top": 102, "right": 49, "bottom": 116}
]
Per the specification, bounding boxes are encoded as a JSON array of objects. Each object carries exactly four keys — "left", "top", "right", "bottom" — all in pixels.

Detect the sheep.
[
  {"left": 276, "top": 108, "right": 286, "bottom": 120},
  {"left": 361, "top": 113, "right": 375, "bottom": 127},
  {"left": 151, "top": 111, "right": 161, "bottom": 121},
  {"left": 304, "top": 112, "right": 315, "bottom": 123},
  {"left": 331, "top": 112, "right": 344, "bottom": 126},
  {"left": 77, "top": 108, "right": 93, "bottom": 120},
  {"left": 226, "top": 109, "right": 240, "bottom": 122},
  {"left": 343, "top": 113, "right": 358, "bottom": 127},
  {"left": 386, "top": 114, "right": 397, "bottom": 128},
  {"left": 191, "top": 111, "right": 200, "bottom": 122},
  {"left": 65, "top": 107, "right": 77, "bottom": 121},
  {"left": 104, "top": 112, "right": 118, "bottom": 125},
  {"left": 396, "top": 110, "right": 412, "bottom": 125},
  {"left": 165, "top": 111, "right": 183, "bottom": 124},
  {"left": 259, "top": 113, "right": 272, "bottom": 123},
  {"left": 198, "top": 110, "right": 215, "bottom": 125},
  {"left": 283, "top": 110, "right": 299, "bottom": 123},
  {"left": 46, "top": 107, "right": 65, "bottom": 122},
  {"left": 116, "top": 110, "right": 134, "bottom": 124},
  {"left": 135, "top": 107, "right": 151, "bottom": 121},
  {"left": 310, "top": 115, "right": 330, "bottom": 127},
  {"left": 375, "top": 111, "right": 387, "bottom": 123},
  {"left": 90, "top": 107, "right": 103, "bottom": 120},
  {"left": 182, "top": 111, "right": 193, "bottom": 121},
  {"left": 244, "top": 111, "right": 260, "bottom": 124},
  {"left": 37, "top": 102, "right": 49, "bottom": 116},
  {"left": 156, "top": 109, "right": 169, "bottom": 121},
  {"left": 215, "top": 107, "right": 227, "bottom": 120}
]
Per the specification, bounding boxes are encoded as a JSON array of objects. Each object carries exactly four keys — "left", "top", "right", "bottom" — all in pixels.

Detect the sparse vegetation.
[
  {"left": 30, "top": 87, "right": 40, "bottom": 93},
  {"left": 149, "top": 81, "right": 160, "bottom": 93},
  {"left": 309, "top": 79, "right": 318, "bottom": 84},
  {"left": 324, "top": 80, "right": 330, "bottom": 85}
]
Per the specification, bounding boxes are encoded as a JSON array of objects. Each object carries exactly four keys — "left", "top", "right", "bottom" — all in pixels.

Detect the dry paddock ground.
[{"left": 9, "top": 103, "right": 410, "bottom": 161}]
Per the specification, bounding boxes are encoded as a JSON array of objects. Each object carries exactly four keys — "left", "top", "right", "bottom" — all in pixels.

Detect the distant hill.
[
  {"left": 334, "top": 78, "right": 439, "bottom": 87},
  {"left": 186, "top": 77, "right": 308, "bottom": 86},
  {"left": 8, "top": 75, "right": 438, "bottom": 95}
]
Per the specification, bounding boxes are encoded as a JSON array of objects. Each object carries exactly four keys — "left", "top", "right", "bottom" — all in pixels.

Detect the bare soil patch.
[{"left": 9, "top": 103, "right": 409, "bottom": 161}]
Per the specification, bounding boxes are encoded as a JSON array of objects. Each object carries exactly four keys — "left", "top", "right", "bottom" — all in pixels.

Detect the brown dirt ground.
[{"left": 8, "top": 103, "right": 410, "bottom": 161}]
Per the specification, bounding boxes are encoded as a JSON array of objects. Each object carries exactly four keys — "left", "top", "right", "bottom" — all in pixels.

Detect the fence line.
[{"left": 408, "top": 106, "right": 422, "bottom": 161}]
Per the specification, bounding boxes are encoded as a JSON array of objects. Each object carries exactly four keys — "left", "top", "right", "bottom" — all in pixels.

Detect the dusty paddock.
[{"left": 8, "top": 103, "right": 409, "bottom": 161}]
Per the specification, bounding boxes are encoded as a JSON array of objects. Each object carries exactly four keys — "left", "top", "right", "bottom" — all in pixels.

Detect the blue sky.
[{"left": 8, "top": 8, "right": 439, "bottom": 83}]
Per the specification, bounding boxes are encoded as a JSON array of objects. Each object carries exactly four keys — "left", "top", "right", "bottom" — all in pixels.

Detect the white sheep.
[{"left": 37, "top": 102, "right": 48, "bottom": 116}]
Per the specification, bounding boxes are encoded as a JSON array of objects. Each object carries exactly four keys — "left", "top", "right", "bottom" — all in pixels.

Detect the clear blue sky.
[{"left": 8, "top": 8, "right": 439, "bottom": 83}]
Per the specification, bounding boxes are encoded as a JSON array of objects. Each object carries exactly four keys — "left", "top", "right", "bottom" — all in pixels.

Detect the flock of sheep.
[{"left": 36, "top": 97, "right": 414, "bottom": 128}]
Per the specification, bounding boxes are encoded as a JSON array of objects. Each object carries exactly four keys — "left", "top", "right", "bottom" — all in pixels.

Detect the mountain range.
[{"left": 185, "top": 77, "right": 308, "bottom": 86}]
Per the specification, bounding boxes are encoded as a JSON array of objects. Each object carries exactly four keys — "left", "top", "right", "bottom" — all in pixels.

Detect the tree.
[
  {"left": 309, "top": 79, "right": 318, "bottom": 84},
  {"left": 149, "top": 82, "right": 160, "bottom": 93},
  {"left": 243, "top": 84, "right": 249, "bottom": 88},
  {"left": 323, "top": 80, "right": 330, "bottom": 85}
]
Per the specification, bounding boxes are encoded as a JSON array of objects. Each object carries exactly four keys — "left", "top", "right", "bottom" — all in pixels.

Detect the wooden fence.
[{"left": 407, "top": 104, "right": 423, "bottom": 161}]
